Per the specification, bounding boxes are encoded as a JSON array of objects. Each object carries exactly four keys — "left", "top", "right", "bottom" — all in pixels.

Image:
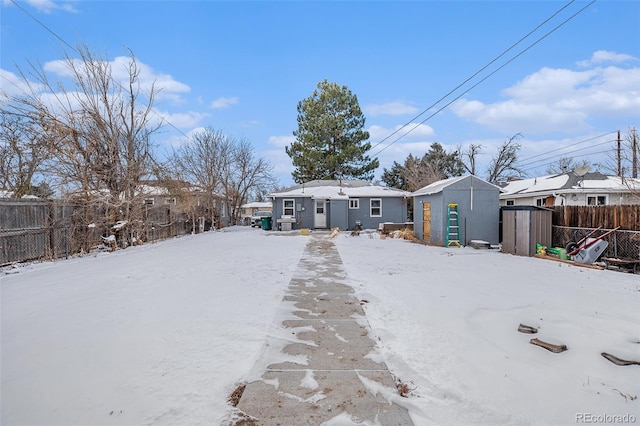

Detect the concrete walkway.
[{"left": 233, "top": 235, "right": 413, "bottom": 425}]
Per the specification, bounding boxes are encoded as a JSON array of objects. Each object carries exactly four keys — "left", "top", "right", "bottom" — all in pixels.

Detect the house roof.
[
  {"left": 412, "top": 175, "right": 502, "bottom": 196},
  {"left": 268, "top": 180, "right": 409, "bottom": 200},
  {"left": 242, "top": 201, "right": 273, "bottom": 209},
  {"left": 499, "top": 171, "right": 640, "bottom": 199}
]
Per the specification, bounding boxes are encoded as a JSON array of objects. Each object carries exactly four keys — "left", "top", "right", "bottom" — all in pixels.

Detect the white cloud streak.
[{"left": 210, "top": 96, "right": 239, "bottom": 109}]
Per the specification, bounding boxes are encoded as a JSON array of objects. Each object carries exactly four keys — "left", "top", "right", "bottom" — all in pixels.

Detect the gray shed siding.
[{"left": 413, "top": 176, "right": 500, "bottom": 246}]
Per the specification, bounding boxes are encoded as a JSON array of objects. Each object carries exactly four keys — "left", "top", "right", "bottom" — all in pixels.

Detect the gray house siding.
[
  {"left": 271, "top": 195, "right": 407, "bottom": 231},
  {"left": 329, "top": 200, "right": 348, "bottom": 230},
  {"left": 346, "top": 197, "right": 407, "bottom": 230}
]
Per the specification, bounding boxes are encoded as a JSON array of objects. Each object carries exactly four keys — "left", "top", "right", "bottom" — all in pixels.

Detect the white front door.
[{"left": 314, "top": 200, "right": 327, "bottom": 228}]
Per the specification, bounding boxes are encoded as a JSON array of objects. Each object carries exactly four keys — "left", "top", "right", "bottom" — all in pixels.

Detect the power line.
[
  {"left": 516, "top": 131, "right": 616, "bottom": 165},
  {"left": 519, "top": 140, "right": 616, "bottom": 173},
  {"left": 6, "top": 0, "right": 191, "bottom": 140},
  {"left": 368, "top": 0, "right": 597, "bottom": 159},
  {"left": 366, "top": 0, "right": 579, "bottom": 154}
]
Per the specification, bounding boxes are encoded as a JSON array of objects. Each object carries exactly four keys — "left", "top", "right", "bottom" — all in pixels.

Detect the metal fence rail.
[{"left": 552, "top": 225, "right": 640, "bottom": 260}]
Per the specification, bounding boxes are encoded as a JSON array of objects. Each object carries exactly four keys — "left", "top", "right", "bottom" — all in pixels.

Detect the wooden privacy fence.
[
  {"left": 552, "top": 205, "right": 640, "bottom": 230},
  {"left": 0, "top": 199, "right": 196, "bottom": 266}
]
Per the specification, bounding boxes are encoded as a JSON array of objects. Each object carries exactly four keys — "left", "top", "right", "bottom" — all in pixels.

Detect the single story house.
[
  {"left": 240, "top": 201, "right": 273, "bottom": 224},
  {"left": 499, "top": 170, "right": 640, "bottom": 207},
  {"left": 413, "top": 175, "right": 501, "bottom": 246},
  {"left": 268, "top": 180, "right": 410, "bottom": 231}
]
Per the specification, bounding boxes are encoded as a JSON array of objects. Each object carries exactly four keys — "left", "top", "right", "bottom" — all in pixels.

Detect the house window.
[
  {"left": 535, "top": 198, "right": 545, "bottom": 207},
  {"left": 370, "top": 199, "right": 382, "bottom": 217},
  {"left": 505, "top": 199, "right": 515, "bottom": 206},
  {"left": 283, "top": 199, "right": 295, "bottom": 216},
  {"left": 144, "top": 198, "right": 155, "bottom": 205},
  {"left": 165, "top": 198, "right": 176, "bottom": 205},
  {"left": 220, "top": 201, "right": 226, "bottom": 217},
  {"left": 587, "top": 195, "right": 607, "bottom": 206},
  {"left": 349, "top": 199, "right": 360, "bottom": 209}
]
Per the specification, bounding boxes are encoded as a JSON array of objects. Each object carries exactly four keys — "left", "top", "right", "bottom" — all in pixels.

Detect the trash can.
[{"left": 261, "top": 216, "right": 272, "bottom": 230}]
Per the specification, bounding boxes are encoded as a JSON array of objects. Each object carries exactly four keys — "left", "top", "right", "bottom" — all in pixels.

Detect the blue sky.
[{"left": 1, "top": 0, "right": 639, "bottom": 188}]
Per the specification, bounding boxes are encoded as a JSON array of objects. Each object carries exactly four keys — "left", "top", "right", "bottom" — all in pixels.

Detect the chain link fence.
[{"left": 552, "top": 225, "right": 640, "bottom": 260}]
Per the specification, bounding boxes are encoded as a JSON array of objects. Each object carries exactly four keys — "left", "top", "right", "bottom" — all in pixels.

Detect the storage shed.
[
  {"left": 413, "top": 175, "right": 501, "bottom": 246},
  {"left": 501, "top": 206, "right": 553, "bottom": 256}
]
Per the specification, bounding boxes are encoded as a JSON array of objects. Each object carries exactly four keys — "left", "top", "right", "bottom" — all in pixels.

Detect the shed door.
[
  {"left": 423, "top": 202, "right": 431, "bottom": 242},
  {"left": 314, "top": 200, "right": 327, "bottom": 228}
]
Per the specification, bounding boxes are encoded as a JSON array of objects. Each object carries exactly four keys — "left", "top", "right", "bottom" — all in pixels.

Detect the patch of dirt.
[{"left": 228, "top": 383, "right": 246, "bottom": 407}]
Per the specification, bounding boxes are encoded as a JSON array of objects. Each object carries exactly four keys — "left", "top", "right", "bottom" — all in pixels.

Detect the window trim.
[
  {"left": 586, "top": 194, "right": 607, "bottom": 206},
  {"left": 283, "top": 198, "right": 295, "bottom": 216},
  {"left": 505, "top": 199, "right": 515, "bottom": 206},
  {"left": 370, "top": 198, "right": 382, "bottom": 217},
  {"left": 349, "top": 198, "right": 360, "bottom": 209}
]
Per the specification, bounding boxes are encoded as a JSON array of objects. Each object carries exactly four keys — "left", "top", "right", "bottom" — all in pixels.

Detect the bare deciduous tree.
[
  {"left": 169, "top": 127, "right": 232, "bottom": 228},
  {"left": 460, "top": 143, "right": 483, "bottom": 176},
  {"left": 545, "top": 157, "right": 591, "bottom": 175},
  {"left": 223, "top": 137, "right": 275, "bottom": 224},
  {"left": 487, "top": 133, "right": 525, "bottom": 184},
  {"left": 0, "top": 110, "right": 52, "bottom": 198},
  {"left": 5, "top": 45, "right": 162, "bottom": 246}
]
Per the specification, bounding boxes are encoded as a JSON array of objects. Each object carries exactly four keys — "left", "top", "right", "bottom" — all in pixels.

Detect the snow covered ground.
[{"left": 1, "top": 226, "right": 638, "bottom": 425}]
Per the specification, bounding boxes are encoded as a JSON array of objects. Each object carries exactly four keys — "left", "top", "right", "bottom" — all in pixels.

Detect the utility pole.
[
  {"left": 632, "top": 127, "right": 638, "bottom": 179},
  {"left": 617, "top": 130, "right": 622, "bottom": 177}
]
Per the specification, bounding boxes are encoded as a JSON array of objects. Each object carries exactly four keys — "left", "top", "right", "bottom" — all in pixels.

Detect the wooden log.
[
  {"left": 530, "top": 338, "right": 567, "bottom": 353},
  {"left": 518, "top": 324, "right": 538, "bottom": 334},
  {"left": 601, "top": 352, "right": 640, "bottom": 366}
]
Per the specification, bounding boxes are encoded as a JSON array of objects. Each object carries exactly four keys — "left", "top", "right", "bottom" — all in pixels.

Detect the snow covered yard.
[
  {"left": 1, "top": 226, "right": 639, "bottom": 425},
  {"left": 1, "top": 227, "right": 308, "bottom": 425},
  {"left": 334, "top": 233, "right": 640, "bottom": 425}
]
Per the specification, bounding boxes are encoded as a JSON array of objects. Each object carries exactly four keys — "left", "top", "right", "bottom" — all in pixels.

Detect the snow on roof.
[
  {"left": 242, "top": 201, "right": 272, "bottom": 208},
  {"left": 269, "top": 180, "right": 408, "bottom": 199},
  {"left": 412, "top": 175, "right": 500, "bottom": 196},
  {"left": 500, "top": 172, "right": 640, "bottom": 197},
  {"left": 500, "top": 174, "right": 569, "bottom": 196},
  {"left": 412, "top": 175, "right": 468, "bottom": 196}
]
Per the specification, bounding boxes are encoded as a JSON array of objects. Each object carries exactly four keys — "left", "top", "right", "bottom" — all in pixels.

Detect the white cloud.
[
  {"left": 577, "top": 50, "right": 637, "bottom": 67},
  {"left": 4, "top": 0, "right": 77, "bottom": 13},
  {"left": 450, "top": 58, "right": 640, "bottom": 135},
  {"left": 364, "top": 101, "right": 419, "bottom": 116},
  {"left": 268, "top": 135, "right": 295, "bottom": 148},
  {"left": 210, "top": 96, "right": 239, "bottom": 109},
  {"left": 153, "top": 110, "right": 209, "bottom": 129},
  {"left": 42, "top": 56, "right": 192, "bottom": 103},
  {"left": 0, "top": 68, "right": 42, "bottom": 96}
]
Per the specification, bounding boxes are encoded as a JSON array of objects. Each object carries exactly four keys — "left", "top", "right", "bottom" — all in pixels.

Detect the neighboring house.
[
  {"left": 268, "top": 180, "right": 410, "bottom": 231},
  {"left": 240, "top": 201, "right": 273, "bottom": 224},
  {"left": 413, "top": 175, "right": 502, "bottom": 246},
  {"left": 500, "top": 170, "right": 640, "bottom": 207},
  {"left": 137, "top": 181, "right": 230, "bottom": 228}
]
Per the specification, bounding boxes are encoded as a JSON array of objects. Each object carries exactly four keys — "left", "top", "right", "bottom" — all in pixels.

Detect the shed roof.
[{"left": 412, "top": 175, "right": 501, "bottom": 196}]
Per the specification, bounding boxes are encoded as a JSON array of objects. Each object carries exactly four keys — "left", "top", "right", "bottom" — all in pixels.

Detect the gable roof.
[
  {"left": 412, "top": 175, "right": 502, "bottom": 196},
  {"left": 269, "top": 180, "right": 409, "bottom": 200},
  {"left": 500, "top": 171, "right": 640, "bottom": 198}
]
